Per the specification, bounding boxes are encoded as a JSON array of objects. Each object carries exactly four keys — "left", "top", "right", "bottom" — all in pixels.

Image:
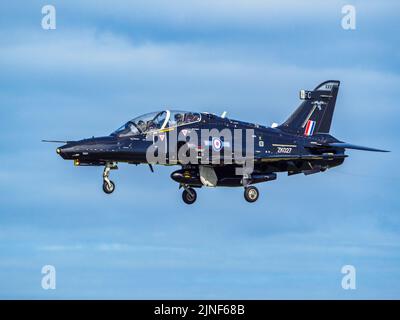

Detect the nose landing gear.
[
  {"left": 102, "top": 162, "right": 117, "bottom": 194},
  {"left": 103, "top": 180, "right": 115, "bottom": 194}
]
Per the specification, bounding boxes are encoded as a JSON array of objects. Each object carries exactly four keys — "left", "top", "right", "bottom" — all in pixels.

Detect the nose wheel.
[
  {"left": 182, "top": 187, "right": 197, "bottom": 204},
  {"left": 244, "top": 186, "right": 259, "bottom": 203},
  {"left": 102, "top": 163, "right": 117, "bottom": 194},
  {"left": 103, "top": 180, "right": 115, "bottom": 194}
]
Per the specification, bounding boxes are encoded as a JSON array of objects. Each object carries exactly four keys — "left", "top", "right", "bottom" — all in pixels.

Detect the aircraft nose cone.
[
  {"left": 57, "top": 144, "right": 74, "bottom": 159},
  {"left": 56, "top": 146, "right": 67, "bottom": 158}
]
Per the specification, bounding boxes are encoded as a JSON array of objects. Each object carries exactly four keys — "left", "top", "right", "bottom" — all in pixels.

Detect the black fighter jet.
[{"left": 45, "top": 80, "right": 388, "bottom": 204}]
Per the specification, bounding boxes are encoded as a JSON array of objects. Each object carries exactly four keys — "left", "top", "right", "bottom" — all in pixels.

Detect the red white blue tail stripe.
[{"left": 304, "top": 120, "right": 316, "bottom": 136}]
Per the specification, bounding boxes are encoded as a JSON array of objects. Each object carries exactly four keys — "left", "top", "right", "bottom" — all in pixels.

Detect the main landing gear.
[
  {"left": 102, "top": 162, "right": 117, "bottom": 194},
  {"left": 182, "top": 186, "right": 197, "bottom": 205},
  {"left": 244, "top": 186, "right": 259, "bottom": 203},
  {"left": 180, "top": 185, "right": 260, "bottom": 204}
]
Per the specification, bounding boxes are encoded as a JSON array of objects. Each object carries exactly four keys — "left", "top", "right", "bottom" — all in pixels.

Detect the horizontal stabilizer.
[{"left": 329, "top": 142, "right": 389, "bottom": 152}]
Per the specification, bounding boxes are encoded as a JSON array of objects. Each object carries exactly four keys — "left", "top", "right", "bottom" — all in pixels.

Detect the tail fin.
[{"left": 278, "top": 80, "right": 340, "bottom": 136}]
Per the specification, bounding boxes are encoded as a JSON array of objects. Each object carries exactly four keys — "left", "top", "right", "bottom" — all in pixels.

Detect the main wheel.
[
  {"left": 182, "top": 188, "right": 197, "bottom": 204},
  {"left": 244, "top": 186, "right": 259, "bottom": 203},
  {"left": 103, "top": 180, "right": 115, "bottom": 194}
]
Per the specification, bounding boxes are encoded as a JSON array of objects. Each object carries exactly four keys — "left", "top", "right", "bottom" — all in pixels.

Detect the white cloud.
[{"left": 38, "top": 244, "right": 84, "bottom": 251}]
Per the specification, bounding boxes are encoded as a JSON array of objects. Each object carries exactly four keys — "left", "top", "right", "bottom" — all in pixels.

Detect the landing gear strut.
[
  {"left": 244, "top": 186, "right": 259, "bottom": 203},
  {"left": 102, "top": 162, "right": 117, "bottom": 194},
  {"left": 182, "top": 186, "right": 197, "bottom": 205}
]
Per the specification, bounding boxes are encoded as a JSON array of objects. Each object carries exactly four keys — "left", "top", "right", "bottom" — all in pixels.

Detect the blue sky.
[{"left": 0, "top": 0, "right": 399, "bottom": 299}]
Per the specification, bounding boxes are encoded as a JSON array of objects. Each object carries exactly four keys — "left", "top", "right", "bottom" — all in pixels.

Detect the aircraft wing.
[{"left": 255, "top": 154, "right": 348, "bottom": 162}]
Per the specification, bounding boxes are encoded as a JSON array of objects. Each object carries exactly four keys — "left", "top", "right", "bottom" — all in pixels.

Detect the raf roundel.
[{"left": 212, "top": 137, "right": 222, "bottom": 152}]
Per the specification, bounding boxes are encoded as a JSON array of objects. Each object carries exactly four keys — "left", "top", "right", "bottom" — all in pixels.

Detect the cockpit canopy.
[{"left": 111, "top": 110, "right": 201, "bottom": 137}]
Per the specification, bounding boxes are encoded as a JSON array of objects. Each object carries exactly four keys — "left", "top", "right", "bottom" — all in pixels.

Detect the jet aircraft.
[{"left": 45, "top": 80, "right": 388, "bottom": 204}]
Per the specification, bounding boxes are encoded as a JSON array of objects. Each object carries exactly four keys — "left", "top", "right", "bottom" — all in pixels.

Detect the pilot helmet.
[
  {"left": 185, "top": 112, "right": 194, "bottom": 122},
  {"left": 174, "top": 113, "right": 183, "bottom": 123}
]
